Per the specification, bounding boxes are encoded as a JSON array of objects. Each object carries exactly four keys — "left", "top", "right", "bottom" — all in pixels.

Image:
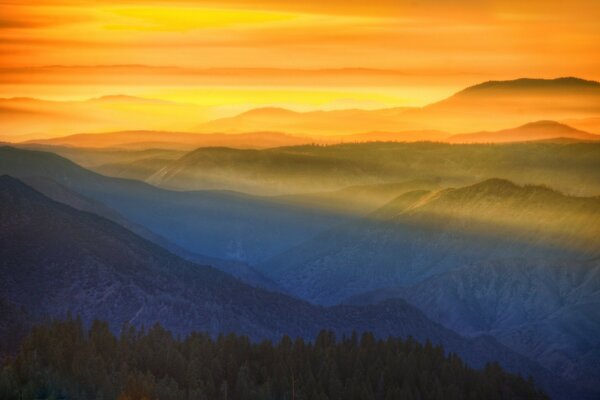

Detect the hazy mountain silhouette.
[
  {"left": 25, "top": 130, "right": 311, "bottom": 150},
  {"left": 4, "top": 77, "right": 598, "bottom": 142},
  {"left": 197, "top": 107, "right": 414, "bottom": 136},
  {"left": 448, "top": 121, "right": 600, "bottom": 143},
  {"left": 196, "top": 77, "right": 600, "bottom": 134}
]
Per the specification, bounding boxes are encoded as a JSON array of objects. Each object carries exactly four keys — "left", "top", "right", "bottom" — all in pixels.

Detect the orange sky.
[{"left": 1, "top": 0, "right": 599, "bottom": 122}]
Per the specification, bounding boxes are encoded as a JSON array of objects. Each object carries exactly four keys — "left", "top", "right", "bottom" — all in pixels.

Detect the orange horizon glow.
[{"left": 1, "top": 0, "right": 599, "bottom": 139}]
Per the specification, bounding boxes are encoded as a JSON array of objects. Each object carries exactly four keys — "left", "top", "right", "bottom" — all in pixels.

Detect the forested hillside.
[{"left": 0, "top": 318, "right": 548, "bottom": 400}]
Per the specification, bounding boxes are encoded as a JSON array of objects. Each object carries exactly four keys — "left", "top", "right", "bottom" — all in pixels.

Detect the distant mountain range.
[
  {"left": 447, "top": 120, "right": 600, "bottom": 143},
  {"left": 2, "top": 174, "right": 580, "bottom": 398},
  {"left": 24, "top": 130, "right": 311, "bottom": 150},
  {"left": 17, "top": 119, "right": 600, "bottom": 152},
  {"left": 196, "top": 77, "right": 600, "bottom": 135},
  {"left": 121, "top": 140, "right": 600, "bottom": 196},
  {"left": 3, "top": 77, "right": 600, "bottom": 140}
]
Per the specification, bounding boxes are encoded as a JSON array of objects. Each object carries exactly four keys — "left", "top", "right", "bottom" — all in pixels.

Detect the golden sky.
[{"left": 1, "top": 0, "right": 599, "bottom": 116}]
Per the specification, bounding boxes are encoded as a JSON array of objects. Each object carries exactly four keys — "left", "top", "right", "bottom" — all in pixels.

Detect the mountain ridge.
[
  {"left": 448, "top": 120, "right": 600, "bottom": 143},
  {"left": 456, "top": 77, "right": 600, "bottom": 95}
]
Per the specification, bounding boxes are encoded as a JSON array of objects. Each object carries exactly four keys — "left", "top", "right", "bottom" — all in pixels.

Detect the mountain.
[
  {"left": 197, "top": 77, "right": 600, "bottom": 135},
  {"left": 0, "top": 146, "right": 352, "bottom": 264},
  {"left": 258, "top": 179, "right": 600, "bottom": 305},
  {"left": 408, "top": 77, "right": 600, "bottom": 132},
  {"left": 19, "top": 176, "right": 279, "bottom": 291},
  {"left": 3, "top": 78, "right": 599, "bottom": 140},
  {"left": 196, "top": 107, "right": 415, "bottom": 136},
  {"left": 448, "top": 121, "right": 600, "bottom": 143},
  {"left": 141, "top": 141, "right": 600, "bottom": 196},
  {"left": 452, "top": 77, "right": 599, "bottom": 95},
  {"left": 0, "top": 175, "right": 577, "bottom": 398},
  {"left": 19, "top": 120, "right": 599, "bottom": 156},
  {"left": 349, "top": 259, "right": 600, "bottom": 394},
  {"left": 145, "top": 145, "right": 391, "bottom": 195},
  {"left": 24, "top": 130, "right": 312, "bottom": 150}
]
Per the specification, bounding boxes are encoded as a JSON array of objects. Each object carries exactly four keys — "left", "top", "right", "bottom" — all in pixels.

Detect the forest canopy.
[{"left": 0, "top": 317, "right": 547, "bottom": 400}]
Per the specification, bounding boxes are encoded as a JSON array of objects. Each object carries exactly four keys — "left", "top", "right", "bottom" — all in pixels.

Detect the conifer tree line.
[{"left": 0, "top": 317, "right": 548, "bottom": 400}]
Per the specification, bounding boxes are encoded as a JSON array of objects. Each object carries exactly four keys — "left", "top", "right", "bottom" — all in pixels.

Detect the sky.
[{"left": 1, "top": 0, "right": 599, "bottom": 118}]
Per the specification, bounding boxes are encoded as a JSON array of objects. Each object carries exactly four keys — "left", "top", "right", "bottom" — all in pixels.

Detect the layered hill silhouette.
[
  {"left": 3, "top": 77, "right": 599, "bottom": 140},
  {"left": 448, "top": 121, "right": 600, "bottom": 143},
  {"left": 1, "top": 174, "right": 578, "bottom": 398},
  {"left": 19, "top": 120, "right": 599, "bottom": 153},
  {"left": 25, "top": 130, "right": 311, "bottom": 150},
  {"left": 196, "top": 77, "right": 600, "bottom": 135},
  {"left": 196, "top": 107, "right": 415, "bottom": 136},
  {"left": 140, "top": 141, "right": 600, "bottom": 196}
]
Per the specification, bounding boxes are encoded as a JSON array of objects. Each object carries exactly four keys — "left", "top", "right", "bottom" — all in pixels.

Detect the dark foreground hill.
[
  {"left": 0, "top": 175, "right": 578, "bottom": 398},
  {"left": 0, "top": 318, "right": 548, "bottom": 400}
]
